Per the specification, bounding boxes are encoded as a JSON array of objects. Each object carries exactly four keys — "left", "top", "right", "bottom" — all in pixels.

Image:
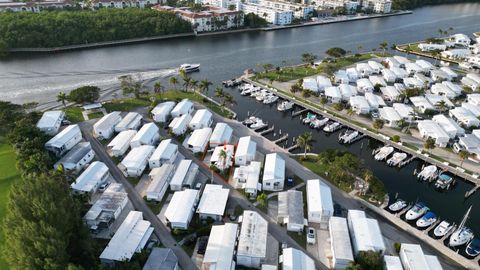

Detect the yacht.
[
  {"left": 339, "top": 130, "right": 358, "bottom": 144},
  {"left": 386, "top": 152, "right": 408, "bottom": 166},
  {"left": 405, "top": 202, "right": 429, "bottom": 221},
  {"left": 323, "top": 122, "right": 342, "bottom": 133},
  {"left": 243, "top": 116, "right": 259, "bottom": 126},
  {"left": 277, "top": 100, "right": 294, "bottom": 111},
  {"left": 435, "top": 173, "right": 454, "bottom": 190},
  {"left": 388, "top": 199, "right": 407, "bottom": 212},
  {"left": 255, "top": 90, "right": 269, "bottom": 101},
  {"left": 417, "top": 165, "right": 438, "bottom": 182},
  {"left": 263, "top": 95, "right": 279, "bottom": 104},
  {"left": 179, "top": 63, "right": 200, "bottom": 73},
  {"left": 250, "top": 119, "right": 267, "bottom": 130},
  {"left": 466, "top": 239, "right": 480, "bottom": 257},
  {"left": 434, "top": 221, "right": 454, "bottom": 238},
  {"left": 310, "top": 118, "right": 329, "bottom": 129},
  {"left": 449, "top": 206, "right": 474, "bottom": 247},
  {"left": 374, "top": 146, "right": 394, "bottom": 161},
  {"left": 302, "top": 113, "right": 316, "bottom": 124},
  {"left": 416, "top": 211, "right": 437, "bottom": 228}
]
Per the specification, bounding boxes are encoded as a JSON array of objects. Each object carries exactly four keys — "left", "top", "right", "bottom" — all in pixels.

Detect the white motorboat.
[
  {"left": 323, "top": 122, "right": 342, "bottom": 133},
  {"left": 338, "top": 130, "right": 360, "bottom": 144},
  {"left": 179, "top": 63, "right": 200, "bottom": 73},
  {"left": 386, "top": 152, "right": 408, "bottom": 166},
  {"left": 243, "top": 116, "right": 259, "bottom": 126},
  {"left": 250, "top": 119, "right": 267, "bottom": 130},
  {"left": 302, "top": 113, "right": 316, "bottom": 124},
  {"left": 417, "top": 165, "right": 438, "bottom": 182},
  {"left": 449, "top": 206, "right": 474, "bottom": 247},
  {"left": 388, "top": 199, "right": 407, "bottom": 212},
  {"left": 374, "top": 146, "right": 394, "bottom": 161},
  {"left": 277, "top": 100, "right": 294, "bottom": 111},
  {"left": 435, "top": 173, "right": 454, "bottom": 190},
  {"left": 405, "top": 202, "right": 429, "bottom": 221},
  {"left": 434, "top": 221, "right": 454, "bottom": 238},
  {"left": 255, "top": 90, "right": 269, "bottom": 101},
  {"left": 310, "top": 118, "right": 329, "bottom": 129},
  {"left": 416, "top": 211, "right": 437, "bottom": 228},
  {"left": 263, "top": 95, "right": 279, "bottom": 104}
]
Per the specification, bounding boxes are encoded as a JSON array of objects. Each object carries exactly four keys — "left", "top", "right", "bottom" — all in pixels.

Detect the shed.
[
  {"left": 202, "top": 223, "right": 238, "bottom": 270},
  {"left": 100, "top": 211, "right": 153, "bottom": 264},
  {"left": 143, "top": 248, "right": 178, "bottom": 270},
  {"left": 130, "top": 123, "right": 160, "bottom": 148},
  {"left": 119, "top": 145, "right": 155, "bottom": 177},
  {"left": 347, "top": 210, "right": 385, "bottom": 255},
  {"left": 169, "top": 114, "right": 192, "bottom": 136},
  {"left": 149, "top": 139, "right": 178, "bottom": 168},
  {"left": 54, "top": 141, "right": 94, "bottom": 172},
  {"left": 151, "top": 101, "right": 176, "bottom": 123},
  {"left": 281, "top": 248, "right": 315, "bottom": 270},
  {"left": 325, "top": 86, "right": 342, "bottom": 103},
  {"left": 384, "top": 256, "right": 403, "bottom": 270},
  {"left": 71, "top": 161, "right": 110, "bottom": 195},
  {"left": 379, "top": 107, "right": 402, "bottom": 128},
  {"left": 196, "top": 184, "right": 230, "bottom": 221},
  {"left": 263, "top": 153, "right": 285, "bottom": 191},
  {"left": 115, "top": 112, "right": 142, "bottom": 132},
  {"left": 107, "top": 130, "right": 137, "bottom": 157},
  {"left": 237, "top": 210, "right": 268, "bottom": 269},
  {"left": 307, "top": 179, "right": 333, "bottom": 224},
  {"left": 235, "top": 136, "right": 257, "bottom": 166},
  {"left": 171, "top": 99, "right": 193, "bottom": 117},
  {"left": 278, "top": 190, "right": 305, "bottom": 232},
  {"left": 189, "top": 109, "right": 213, "bottom": 130},
  {"left": 84, "top": 183, "right": 128, "bottom": 231},
  {"left": 356, "top": 78, "right": 374, "bottom": 93},
  {"left": 417, "top": 120, "right": 450, "bottom": 147},
  {"left": 381, "top": 68, "right": 397, "bottom": 83},
  {"left": 432, "top": 114, "right": 465, "bottom": 139},
  {"left": 449, "top": 107, "right": 480, "bottom": 128},
  {"left": 409, "top": 96, "right": 434, "bottom": 113},
  {"left": 349, "top": 96, "right": 370, "bottom": 115},
  {"left": 210, "top": 144, "right": 235, "bottom": 170},
  {"left": 210, "top": 122, "right": 233, "bottom": 147},
  {"left": 392, "top": 103, "right": 414, "bottom": 122},
  {"left": 93, "top": 111, "right": 122, "bottom": 140},
  {"left": 170, "top": 159, "right": 199, "bottom": 191},
  {"left": 234, "top": 161, "right": 262, "bottom": 198},
  {"left": 187, "top": 127, "right": 212, "bottom": 153},
  {"left": 36, "top": 110, "right": 65, "bottom": 135},
  {"left": 45, "top": 124, "right": 82, "bottom": 157},
  {"left": 329, "top": 217, "right": 354, "bottom": 270},
  {"left": 339, "top": 84, "right": 357, "bottom": 101},
  {"left": 381, "top": 86, "right": 400, "bottom": 102},
  {"left": 165, "top": 189, "right": 199, "bottom": 229},
  {"left": 146, "top": 164, "right": 175, "bottom": 202}
]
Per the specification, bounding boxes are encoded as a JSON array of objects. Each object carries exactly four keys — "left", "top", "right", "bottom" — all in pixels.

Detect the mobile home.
[
  {"left": 93, "top": 111, "right": 122, "bottom": 140},
  {"left": 36, "top": 110, "right": 65, "bottom": 135},
  {"left": 114, "top": 112, "right": 142, "bottom": 132},
  {"left": 151, "top": 101, "right": 176, "bottom": 123},
  {"left": 188, "top": 109, "right": 213, "bottom": 130},
  {"left": 119, "top": 145, "right": 155, "bottom": 177},
  {"left": 107, "top": 130, "right": 137, "bottom": 157},
  {"left": 149, "top": 139, "right": 178, "bottom": 168},
  {"left": 130, "top": 123, "right": 160, "bottom": 148},
  {"left": 45, "top": 124, "right": 82, "bottom": 157},
  {"left": 171, "top": 99, "right": 193, "bottom": 117}
]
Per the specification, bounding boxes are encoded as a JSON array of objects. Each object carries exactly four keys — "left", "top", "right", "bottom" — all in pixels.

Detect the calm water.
[{"left": 0, "top": 2, "right": 479, "bottom": 246}]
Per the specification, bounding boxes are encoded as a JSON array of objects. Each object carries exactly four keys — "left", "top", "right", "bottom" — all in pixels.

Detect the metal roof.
[
  {"left": 307, "top": 179, "right": 334, "bottom": 216},
  {"left": 152, "top": 101, "right": 176, "bottom": 117},
  {"left": 131, "top": 123, "right": 159, "bottom": 145},
  {"left": 71, "top": 161, "right": 108, "bottom": 192},
  {"left": 56, "top": 141, "right": 92, "bottom": 165},
  {"left": 210, "top": 122, "right": 233, "bottom": 145},
  {"left": 187, "top": 127, "right": 212, "bottom": 149},
  {"left": 348, "top": 210, "right": 385, "bottom": 253},
  {"left": 278, "top": 190, "right": 304, "bottom": 226},
  {"left": 164, "top": 189, "right": 199, "bottom": 226},
  {"left": 150, "top": 139, "right": 178, "bottom": 162},
  {"left": 189, "top": 109, "right": 212, "bottom": 127},
  {"left": 45, "top": 124, "right": 81, "bottom": 148},
  {"left": 93, "top": 111, "right": 122, "bottom": 132},
  {"left": 115, "top": 112, "right": 142, "bottom": 130},
  {"left": 237, "top": 210, "right": 268, "bottom": 258},
  {"left": 329, "top": 217, "right": 354, "bottom": 262},
  {"left": 36, "top": 110, "right": 64, "bottom": 129},
  {"left": 107, "top": 130, "right": 137, "bottom": 152},
  {"left": 236, "top": 136, "right": 256, "bottom": 158},
  {"left": 263, "top": 153, "right": 285, "bottom": 181},
  {"left": 197, "top": 184, "right": 229, "bottom": 216},
  {"left": 121, "top": 145, "right": 155, "bottom": 169},
  {"left": 203, "top": 223, "right": 238, "bottom": 270},
  {"left": 143, "top": 248, "right": 178, "bottom": 270},
  {"left": 282, "top": 248, "right": 315, "bottom": 270},
  {"left": 171, "top": 99, "right": 193, "bottom": 116},
  {"left": 170, "top": 160, "right": 193, "bottom": 188}
]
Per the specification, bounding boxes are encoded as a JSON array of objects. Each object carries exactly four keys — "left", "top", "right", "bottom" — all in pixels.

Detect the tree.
[
  {"left": 153, "top": 82, "right": 163, "bottom": 98},
  {"left": 347, "top": 107, "right": 354, "bottom": 117},
  {"left": 435, "top": 100, "right": 448, "bottom": 112},
  {"left": 169, "top": 76, "right": 178, "bottom": 90},
  {"left": 218, "top": 148, "right": 228, "bottom": 170},
  {"left": 372, "top": 119, "right": 384, "bottom": 132},
  {"left": 356, "top": 250, "right": 383, "bottom": 270},
  {"left": 199, "top": 79, "right": 212, "bottom": 94},
  {"left": 379, "top": 41, "right": 388, "bottom": 55},
  {"left": 215, "top": 86, "right": 225, "bottom": 100},
  {"left": 182, "top": 76, "right": 192, "bottom": 92},
  {"left": 256, "top": 193, "right": 267, "bottom": 207},
  {"left": 190, "top": 79, "right": 198, "bottom": 92},
  {"left": 57, "top": 91, "right": 68, "bottom": 107},
  {"left": 391, "top": 135, "right": 400, "bottom": 142},
  {"left": 297, "top": 132, "right": 313, "bottom": 159},
  {"left": 67, "top": 86, "right": 100, "bottom": 104},
  {"left": 320, "top": 96, "right": 328, "bottom": 109},
  {"left": 325, "top": 47, "right": 346, "bottom": 59},
  {"left": 345, "top": 262, "right": 362, "bottom": 270},
  {"left": 290, "top": 83, "right": 302, "bottom": 93},
  {"left": 459, "top": 150, "right": 471, "bottom": 166},
  {"left": 424, "top": 137, "right": 436, "bottom": 153},
  {"left": 301, "top": 52, "right": 317, "bottom": 65},
  {"left": 362, "top": 169, "right": 374, "bottom": 195},
  {"left": 120, "top": 75, "right": 144, "bottom": 98}
]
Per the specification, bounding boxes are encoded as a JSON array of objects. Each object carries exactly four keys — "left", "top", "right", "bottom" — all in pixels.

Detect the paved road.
[{"left": 78, "top": 121, "right": 198, "bottom": 270}]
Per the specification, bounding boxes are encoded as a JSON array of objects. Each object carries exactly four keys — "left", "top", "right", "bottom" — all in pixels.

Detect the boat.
[
  {"left": 302, "top": 113, "right": 316, "bottom": 124},
  {"left": 435, "top": 173, "right": 454, "bottom": 189},
  {"left": 310, "top": 118, "right": 329, "bottom": 129},
  {"left": 323, "top": 122, "right": 342, "bottom": 133},
  {"left": 388, "top": 199, "right": 407, "bottom": 212},
  {"left": 339, "top": 130, "right": 361, "bottom": 144},
  {"left": 466, "top": 239, "right": 480, "bottom": 257},
  {"left": 434, "top": 221, "right": 454, "bottom": 238},
  {"left": 277, "top": 100, "right": 294, "bottom": 111},
  {"left": 417, "top": 165, "right": 438, "bottom": 182},
  {"left": 250, "top": 119, "right": 267, "bottom": 130},
  {"left": 386, "top": 152, "right": 408, "bottom": 166},
  {"left": 416, "top": 211, "right": 437, "bottom": 228},
  {"left": 374, "top": 146, "right": 394, "bottom": 161},
  {"left": 449, "top": 206, "right": 474, "bottom": 247},
  {"left": 222, "top": 78, "right": 241, "bottom": 87},
  {"left": 240, "top": 85, "right": 254, "bottom": 96},
  {"left": 339, "top": 130, "right": 358, "bottom": 144},
  {"left": 405, "top": 202, "right": 429, "bottom": 221},
  {"left": 179, "top": 63, "right": 200, "bottom": 73},
  {"left": 263, "top": 95, "right": 279, "bottom": 104},
  {"left": 243, "top": 116, "right": 259, "bottom": 126},
  {"left": 255, "top": 90, "right": 269, "bottom": 101}
]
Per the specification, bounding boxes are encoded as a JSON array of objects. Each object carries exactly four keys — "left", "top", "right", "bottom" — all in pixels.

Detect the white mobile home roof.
[
  {"left": 302, "top": 78, "right": 319, "bottom": 92},
  {"left": 368, "top": 60, "right": 383, "bottom": 71},
  {"left": 189, "top": 109, "right": 212, "bottom": 129},
  {"left": 100, "top": 211, "right": 153, "bottom": 262},
  {"left": 369, "top": 75, "right": 387, "bottom": 87},
  {"left": 187, "top": 127, "right": 212, "bottom": 150},
  {"left": 425, "top": 94, "right": 454, "bottom": 109},
  {"left": 384, "top": 255, "right": 403, "bottom": 270},
  {"left": 392, "top": 103, "right": 414, "bottom": 120},
  {"left": 356, "top": 78, "right": 374, "bottom": 92},
  {"left": 107, "top": 130, "right": 137, "bottom": 155},
  {"left": 365, "top": 92, "right": 386, "bottom": 108},
  {"left": 356, "top": 63, "right": 373, "bottom": 74},
  {"left": 168, "top": 114, "right": 192, "bottom": 132},
  {"left": 150, "top": 139, "right": 177, "bottom": 163},
  {"left": 325, "top": 86, "right": 342, "bottom": 101},
  {"left": 131, "top": 123, "right": 159, "bottom": 146},
  {"left": 237, "top": 210, "right": 268, "bottom": 259},
  {"left": 390, "top": 67, "right": 408, "bottom": 78},
  {"left": 417, "top": 120, "right": 450, "bottom": 142},
  {"left": 400, "top": 244, "right": 434, "bottom": 270},
  {"left": 381, "top": 86, "right": 400, "bottom": 100},
  {"left": 236, "top": 136, "right": 257, "bottom": 159},
  {"left": 94, "top": 111, "right": 122, "bottom": 133},
  {"left": 170, "top": 159, "right": 193, "bottom": 188},
  {"left": 210, "top": 122, "right": 233, "bottom": 146},
  {"left": 393, "top": 55, "right": 410, "bottom": 65},
  {"left": 415, "top": 59, "right": 434, "bottom": 71},
  {"left": 431, "top": 83, "right": 456, "bottom": 98},
  {"left": 329, "top": 217, "right": 354, "bottom": 264},
  {"left": 146, "top": 164, "right": 175, "bottom": 196},
  {"left": 171, "top": 99, "right": 193, "bottom": 117},
  {"left": 307, "top": 179, "right": 333, "bottom": 221},
  {"left": 71, "top": 161, "right": 108, "bottom": 193},
  {"left": 349, "top": 96, "right": 371, "bottom": 113},
  {"left": 410, "top": 96, "right": 434, "bottom": 112},
  {"left": 164, "top": 189, "right": 198, "bottom": 225},
  {"left": 84, "top": 183, "right": 128, "bottom": 222},
  {"left": 245, "top": 161, "right": 261, "bottom": 190},
  {"left": 382, "top": 68, "right": 397, "bottom": 82},
  {"left": 348, "top": 210, "right": 385, "bottom": 254},
  {"left": 432, "top": 114, "right": 465, "bottom": 138},
  {"left": 121, "top": 145, "right": 155, "bottom": 170},
  {"left": 450, "top": 107, "right": 480, "bottom": 127},
  {"left": 379, "top": 107, "right": 402, "bottom": 123},
  {"left": 115, "top": 112, "right": 142, "bottom": 132},
  {"left": 278, "top": 190, "right": 304, "bottom": 226},
  {"left": 439, "top": 66, "right": 457, "bottom": 79},
  {"left": 46, "top": 124, "right": 81, "bottom": 148},
  {"left": 152, "top": 101, "right": 176, "bottom": 122},
  {"left": 263, "top": 153, "right": 285, "bottom": 182},
  {"left": 462, "top": 102, "right": 480, "bottom": 117},
  {"left": 316, "top": 76, "right": 332, "bottom": 90},
  {"left": 468, "top": 93, "right": 480, "bottom": 106},
  {"left": 467, "top": 73, "right": 480, "bottom": 84},
  {"left": 197, "top": 184, "right": 229, "bottom": 217},
  {"left": 203, "top": 223, "right": 238, "bottom": 270},
  {"left": 425, "top": 255, "right": 443, "bottom": 270},
  {"left": 36, "top": 110, "right": 64, "bottom": 130},
  {"left": 339, "top": 84, "right": 357, "bottom": 100},
  {"left": 386, "top": 57, "right": 400, "bottom": 68},
  {"left": 282, "top": 248, "right": 315, "bottom": 270},
  {"left": 405, "top": 62, "right": 423, "bottom": 74},
  {"left": 403, "top": 77, "right": 424, "bottom": 88}
]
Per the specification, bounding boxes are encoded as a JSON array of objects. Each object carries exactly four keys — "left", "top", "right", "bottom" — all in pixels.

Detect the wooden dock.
[
  {"left": 399, "top": 156, "right": 416, "bottom": 168},
  {"left": 292, "top": 108, "right": 308, "bottom": 117},
  {"left": 286, "top": 144, "right": 299, "bottom": 152},
  {"left": 274, "top": 134, "right": 289, "bottom": 144},
  {"left": 465, "top": 184, "right": 480, "bottom": 198},
  {"left": 259, "top": 126, "right": 274, "bottom": 135}
]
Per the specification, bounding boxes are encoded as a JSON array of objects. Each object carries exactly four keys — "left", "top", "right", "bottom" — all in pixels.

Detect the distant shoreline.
[{"left": 6, "top": 10, "right": 412, "bottom": 54}]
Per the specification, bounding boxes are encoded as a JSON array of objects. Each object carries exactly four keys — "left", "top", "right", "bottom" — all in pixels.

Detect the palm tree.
[
  {"left": 406, "top": 109, "right": 417, "bottom": 132},
  {"left": 190, "top": 79, "right": 198, "bottom": 92},
  {"left": 424, "top": 137, "right": 436, "bottom": 153},
  {"left": 372, "top": 119, "right": 384, "bottom": 132},
  {"left": 218, "top": 149, "right": 227, "bottom": 170},
  {"left": 362, "top": 169, "right": 374, "bottom": 195},
  {"left": 222, "top": 93, "right": 236, "bottom": 108},
  {"left": 346, "top": 107, "right": 354, "bottom": 117},
  {"left": 153, "top": 82, "right": 163, "bottom": 98},
  {"left": 199, "top": 79, "right": 212, "bottom": 94},
  {"left": 56, "top": 91, "right": 68, "bottom": 107},
  {"left": 296, "top": 132, "right": 314, "bottom": 159},
  {"left": 379, "top": 41, "right": 388, "bottom": 56},
  {"left": 320, "top": 96, "right": 328, "bottom": 109},
  {"left": 435, "top": 100, "right": 448, "bottom": 113},
  {"left": 169, "top": 76, "right": 178, "bottom": 90},
  {"left": 215, "top": 86, "right": 225, "bottom": 99},
  {"left": 182, "top": 77, "right": 192, "bottom": 92},
  {"left": 459, "top": 150, "right": 471, "bottom": 166}
]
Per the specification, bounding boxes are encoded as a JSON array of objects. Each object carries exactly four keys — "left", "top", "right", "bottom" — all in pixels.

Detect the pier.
[
  {"left": 273, "top": 134, "right": 289, "bottom": 144},
  {"left": 465, "top": 185, "right": 480, "bottom": 198},
  {"left": 399, "top": 156, "right": 416, "bottom": 168},
  {"left": 259, "top": 126, "right": 275, "bottom": 135},
  {"left": 286, "top": 144, "right": 299, "bottom": 152},
  {"left": 292, "top": 108, "right": 308, "bottom": 117}
]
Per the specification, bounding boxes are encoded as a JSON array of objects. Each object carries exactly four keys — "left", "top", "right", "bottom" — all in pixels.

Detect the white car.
[{"left": 307, "top": 227, "right": 316, "bottom": 245}]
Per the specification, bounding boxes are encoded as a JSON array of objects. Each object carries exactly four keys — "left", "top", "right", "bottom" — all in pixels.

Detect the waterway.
[{"left": 0, "top": 2, "right": 479, "bottom": 251}]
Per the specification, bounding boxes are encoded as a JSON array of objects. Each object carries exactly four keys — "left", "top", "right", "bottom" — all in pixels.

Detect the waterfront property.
[
  {"left": 0, "top": 0, "right": 72, "bottom": 12},
  {"left": 209, "top": 122, "right": 233, "bottom": 147},
  {"left": 169, "top": 114, "right": 192, "bottom": 136},
  {"left": 347, "top": 210, "right": 385, "bottom": 255},
  {"left": 399, "top": 243, "right": 443, "bottom": 270},
  {"left": 189, "top": 109, "right": 213, "bottom": 130},
  {"left": 152, "top": 101, "right": 176, "bottom": 123},
  {"left": 93, "top": 111, "right": 122, "bottom": 140}
]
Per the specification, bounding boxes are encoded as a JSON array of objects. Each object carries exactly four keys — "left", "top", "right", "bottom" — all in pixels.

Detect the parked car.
[
  {"left": 307, "top": 227, "right": 316, "bottom": 245},
  {"left": 98, "top": 182, "right": 110, "bottom": 193}
]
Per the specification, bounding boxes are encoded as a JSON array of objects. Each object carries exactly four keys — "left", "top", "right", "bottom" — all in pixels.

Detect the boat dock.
[
  {"left": 399, "top": 156, "right": 416, "bottom": 168},
  {"left": 259, "top": 125, "right": 274, "bottom": 135},
  {"left": 465, "top": 184, "right": 480, "bottom": 198},
  {"left": 286, "top": 144, "right": 299, "bottom": 152},
  {"left": 273, "top": 134, "right": 289, "bottom": 144},
  {"left": 292, "top": 108, "right": 308, "bottom": 117}
]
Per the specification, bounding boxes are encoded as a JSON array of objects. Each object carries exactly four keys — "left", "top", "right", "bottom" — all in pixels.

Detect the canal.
[{"left": 0, "top": 2, "right": 479, "bottom": 250}]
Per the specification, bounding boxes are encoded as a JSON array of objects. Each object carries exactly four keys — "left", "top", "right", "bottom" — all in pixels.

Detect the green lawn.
[
  {"left": 63, "top": 107, "right": 84, "bottom": 123},
  {"left": 0, "top": 139, "right": 19, "bottom": 270}
]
